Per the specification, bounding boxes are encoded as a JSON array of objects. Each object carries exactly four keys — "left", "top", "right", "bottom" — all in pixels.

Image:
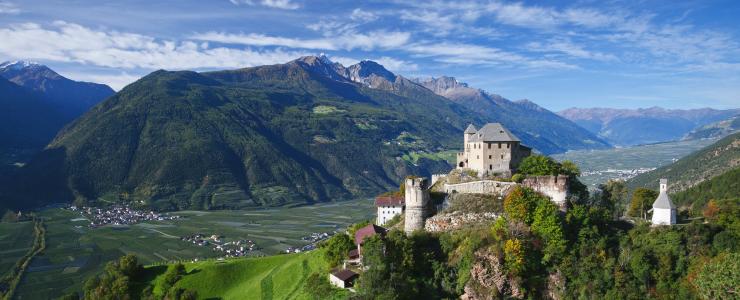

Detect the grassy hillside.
[
  {"left": 671, "top": 167, "right": 740, "bottom": 214},
  {"left": 143, "top": 250, "right": 345, "bottom": 300},
  {"left": 627, "top": 132, "right": 739, "bottom": 192}
]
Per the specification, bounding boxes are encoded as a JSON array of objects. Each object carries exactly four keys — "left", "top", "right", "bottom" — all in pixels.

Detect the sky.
[{"left": 0, "top": 0, "right": 739, "bottom": 111}]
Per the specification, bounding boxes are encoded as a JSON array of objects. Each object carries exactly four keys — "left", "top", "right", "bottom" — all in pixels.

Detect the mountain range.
[
  {"left": 0, "top": 56, "right": 608, "bottom": 211},
  {"left": 416, "top": 76, "right": 610, "bottom": 153},
  {"left": 558, "top": 107, "right": 740, "bottom": 146},
  {"left": 0, "top": 61, "right": 114, "bottom": 163}
]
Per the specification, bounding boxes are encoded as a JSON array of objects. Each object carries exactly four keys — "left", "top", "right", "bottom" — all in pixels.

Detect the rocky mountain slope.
[
  {"left": 0, "top": 61, "right": 115, "bottom": 164},
  {"left": 627, "top": 132, "right": 740, "bottom": 193},
  {"left": 0, "top": 61, "right": 115, "bottom": 119},
  {"left": 558, "top": 106, "right": 739, "bottom": 146},
  {"left": 416, "top": 76, "right": 611, "bottom": 154}
]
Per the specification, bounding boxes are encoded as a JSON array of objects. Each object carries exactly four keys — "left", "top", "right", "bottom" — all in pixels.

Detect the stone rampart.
[
  {"left": 443, "top": 180, "right": 517, "bottom": 195},
  {"left": 522, "top": 175, "right": 568, "bottom": 208}
]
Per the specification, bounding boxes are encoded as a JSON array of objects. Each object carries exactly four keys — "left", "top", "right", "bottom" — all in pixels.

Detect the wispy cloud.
[
  {"left": 0, "top": 21, "right": 309, "bottom": 70},
  {"left": 229, "top": 0, "right": 300, "bottom": 10},
  {"left": 527, "top": 38, "right": 618, "bottom": 62},
  {"left": 190, "top": 30, "right": 410, "bottom": 51},
  {"left": 405, "top": 42, "right": 576, "bottom": 69},
  {"left": 0, "top": 1, "right": 19, "bottom": 14}
]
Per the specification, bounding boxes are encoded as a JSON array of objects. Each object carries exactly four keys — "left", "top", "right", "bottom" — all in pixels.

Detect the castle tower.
[
  {"left": 404, "top": 177, "right": 431, "bottom": 234},
  {"left": 463, "top": 124, "right": 477, "bottom": 148},
  {"left": 651, "top": 179, "right": 676, "bottom": 225}
]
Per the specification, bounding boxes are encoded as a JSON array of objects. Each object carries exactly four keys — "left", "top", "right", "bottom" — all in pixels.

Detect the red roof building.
[{"left": 374, "top": 195, "right": 404, "bottom": 207}]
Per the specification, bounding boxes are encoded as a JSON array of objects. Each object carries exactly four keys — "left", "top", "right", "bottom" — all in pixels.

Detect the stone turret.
[{"left": 404, "top": 177, "right": 431, "bottom": 234}]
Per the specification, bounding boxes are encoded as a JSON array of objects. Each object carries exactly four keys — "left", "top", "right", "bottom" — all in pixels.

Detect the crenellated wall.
[{"left": 522, "top": 175, "right": 569, "bottom": 209}]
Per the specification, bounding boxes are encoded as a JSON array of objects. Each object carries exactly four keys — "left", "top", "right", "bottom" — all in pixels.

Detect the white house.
[
  {"left": 374, "top": 195, "right": 404, "bottom": 226},
  {"left": 651, "top": 179, "right": 676, "bottom": 225}
]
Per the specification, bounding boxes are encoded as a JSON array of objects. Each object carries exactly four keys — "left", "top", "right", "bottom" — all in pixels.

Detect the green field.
[
  {"left": 552, "top": 139, "right": 718, "bottom": 187},
  {"left": 0, "top": 221, "right": 35, "bottom": 277},
  {"left": 11, "top": 199, "right": 374, "bottom": 299},
  {"left": 142, "top": 250, "right": 345, "bottom": 300}
]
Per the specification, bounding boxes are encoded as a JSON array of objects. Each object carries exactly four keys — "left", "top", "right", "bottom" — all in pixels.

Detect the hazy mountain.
[
  {"left": 558, "top": 107, "right": 740, "bottom": 146},
  {"left": 682, "top": 114, "right": 740, "bottom": 140},
  {"left": 627, "top": 132, "right": 740, "bottom": 193},
  {"left": 0, "top": 61, "right": 115, "bottom": 119},
  {"left": 416, "top": 76, "right": 611, "bottom": 153}
]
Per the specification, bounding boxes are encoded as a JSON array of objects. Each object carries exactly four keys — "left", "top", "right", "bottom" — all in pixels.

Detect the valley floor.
[
  {"left": 552, "top": 138, "right": 718, "bottom": 187},
  {"left": 5, "top": 199, "right": 373, "bottom": 299}
]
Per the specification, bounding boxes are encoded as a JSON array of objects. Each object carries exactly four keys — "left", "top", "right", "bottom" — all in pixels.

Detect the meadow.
[
  {"left": 141, "top": 250, "right": 346, "bottom": 300},
  {"left": 0, "top": 221, "right": 35, "bottom": 277},
  {"left": 551, "top": 138, "right": 717, "bottom": 187},
  {"left": 9, "top": 199, "right": 374, "bottom": 299}
]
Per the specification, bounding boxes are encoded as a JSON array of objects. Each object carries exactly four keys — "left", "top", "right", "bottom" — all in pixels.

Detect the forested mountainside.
[
  {"left": 417, "top": 76, "right": 611, "bottom": 153},
  {"left": 1, "top": 56, "right": 618, "bottom": 211},
  {"left": 627, "top": 132, "right": 739, "bottom": 192},
  {"left": 558, "top": 106, "right": 739, "bottom": 146},
  {"left": 682, "top": 114, "right": 740, "bottom": 140},
  {"left": 1, "top": 57, "right": 474, "bottom": 210}
]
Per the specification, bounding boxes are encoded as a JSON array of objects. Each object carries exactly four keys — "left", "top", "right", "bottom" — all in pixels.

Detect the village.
[
  {"left": 67, "top": 205, "right": 181, "bottom": 227},
  {"left": 180, "top": 233, "right": 260, "bottom": 258}
]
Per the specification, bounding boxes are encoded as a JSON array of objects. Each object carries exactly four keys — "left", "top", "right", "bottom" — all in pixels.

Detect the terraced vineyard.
[{"left": 11, "top": 199, "right": 374, "bottom": 298}]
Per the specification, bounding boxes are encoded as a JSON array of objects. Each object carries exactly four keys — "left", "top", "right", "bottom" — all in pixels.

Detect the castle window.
[
  {"left": 507, "top": 143, "right": 510, "bottom": 148},
  {"left": 477, "top": 155, "right": 479, "bottom": 159},
  {"left": 498, "top": 143, "right": 501, "bottom": 149},
  {"left": 489, "top": 165, "right": 492, "bottom": 170},
  {"left": 501, "top": 154, "right": 504, "bottom": 159},
  {"left": 487, "top": 143, "right": 491, "bottom": 149},
  {"left": 489, "top": 155, "right": 492, "bottom": 159}
]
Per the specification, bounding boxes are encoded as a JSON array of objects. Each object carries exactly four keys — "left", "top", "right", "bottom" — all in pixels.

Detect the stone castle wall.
[
  {"left": 522, "top": 175, "right": 568, "bottom": 208},
  {"left": 443, "top": 180, "right": 517, "bottom": 195}
]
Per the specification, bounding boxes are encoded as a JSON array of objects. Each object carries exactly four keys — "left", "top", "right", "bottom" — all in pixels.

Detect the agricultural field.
[
  {"left": 0, "top": 221, "right": 35, "bottom": 277},
  {"left": 13, "top": 199, "right": 374, "bottom": 299},
  {"left": 552, "top": 138, "right": 718, "bottom": 187}
]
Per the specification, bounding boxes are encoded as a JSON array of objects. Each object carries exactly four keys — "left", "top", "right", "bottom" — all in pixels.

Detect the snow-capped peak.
[{"left": 0, "top": 60, "right": 43, "bottom": 70}]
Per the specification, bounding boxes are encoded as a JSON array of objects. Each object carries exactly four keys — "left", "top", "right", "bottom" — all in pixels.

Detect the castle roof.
[
  {"left": 464, "top": 124, "right": 477, "bottom": 134},
  {"left": 375, "top": 195, "right": 404, "bottom": 207},
  {"left": 354, "top": 224, "right": 386, "bottom": 245},
  {"left": 468, "top": 123, "right": 520, "bottom": 142}
]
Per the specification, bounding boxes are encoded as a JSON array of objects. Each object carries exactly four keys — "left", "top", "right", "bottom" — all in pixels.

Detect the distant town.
[{"left": 67, "top": 205, "right": 180, "bottom": 227}]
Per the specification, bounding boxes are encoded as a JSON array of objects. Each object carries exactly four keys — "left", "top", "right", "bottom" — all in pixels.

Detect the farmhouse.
[
  {"left": 329, "top": 269, "right": 359, "bottom": 288},
  {"left": 374, "top": 195, "right": 404, "bottom": 226},
  {"left": 456, "top": 123, "right": 531, "bottom": 177}
]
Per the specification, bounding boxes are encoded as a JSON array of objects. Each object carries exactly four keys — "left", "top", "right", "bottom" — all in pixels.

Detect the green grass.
[
  {"left": 401, "top": 150, "right": 457, "bottom": 165},
  {"left": 13, "top": 199, "right": 373, "bottom": 298},
  {"left": 0, "top": 221, "right": 34, "bottom": 276},
  {"left": 312, "top": 105, "right": 345, "bottom": 114},
  {"left": 144, "top": 250, "right": 347, "bottom": 300}
]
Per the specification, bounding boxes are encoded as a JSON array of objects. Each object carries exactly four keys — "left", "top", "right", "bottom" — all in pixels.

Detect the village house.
[
  {"left": 456, "top": 123, "right": 532, "bottom": 177},
  {"left": 329, "top": 269, "right": 359, "bottom": 289},
  {"left": 374, "top": 195, "right": 404, "bottom": 226},
  {"left": 650, "top": 178, "right": 677, "bottom": 225}
]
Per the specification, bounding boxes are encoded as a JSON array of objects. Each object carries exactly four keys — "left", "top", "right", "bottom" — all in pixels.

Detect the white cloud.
[
  {"left": 229, "top": 0, "right": 300, "bottom": 10},
  {"left": 191, "top": 30, "right": 410, "bottom": 51},
  {"left": 0, "top": 21, "right": 309, "bottom": 70},
  {"left": 527, "top": 39, "right": 618, "bottom": 62},
  {"left": 350, "top": 8, "right": 377, "bottom": 22},
  {"left": 0, "top": 1, "right": 19, "bottom": 14},
  {"left": 406, "top": 42, "right": 576, "bottom": 69},
  {"left": 63, "top": 71, "right": 143, "bottom": 91}
]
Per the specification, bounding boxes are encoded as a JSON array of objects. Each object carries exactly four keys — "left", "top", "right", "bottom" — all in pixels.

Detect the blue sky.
[{"left": 1, "top": 0, "right": 738, "bottom": 111}]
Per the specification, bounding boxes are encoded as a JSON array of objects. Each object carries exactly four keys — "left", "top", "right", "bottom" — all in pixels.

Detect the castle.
[{"left": 456, "top": 123, "right": 532, "bottom": 177}]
